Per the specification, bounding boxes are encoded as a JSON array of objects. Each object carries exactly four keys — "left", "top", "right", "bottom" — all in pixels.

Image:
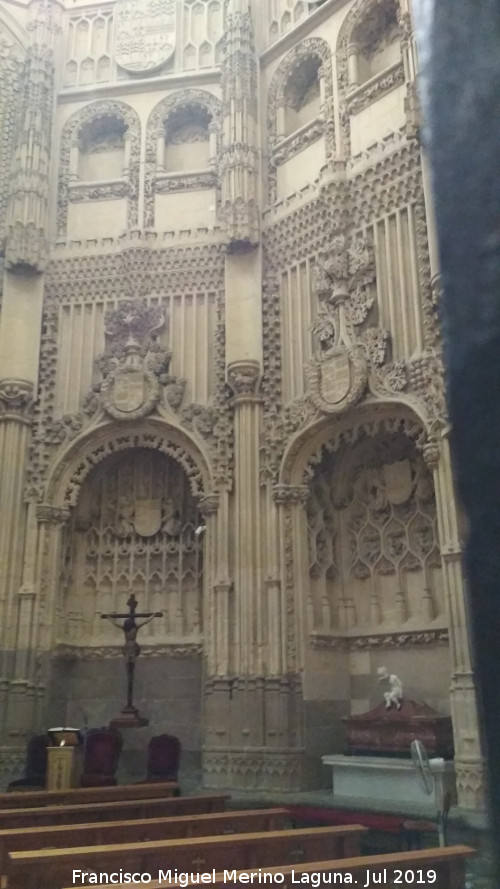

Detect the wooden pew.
[
  {"left": 7, "top": 824, "right": 367, "bottom": 889},
  {"left": 0, "top": 793, "right": 229, "bottom": 831},
  {"left": 119, "top": 847, "right": 474, "bottom": 889},
  {"left": 0, "top": 782, "right": 179, "bottom": 809},
  {"left": 0, "top": 808, "right": 290, "bottom": 872}
]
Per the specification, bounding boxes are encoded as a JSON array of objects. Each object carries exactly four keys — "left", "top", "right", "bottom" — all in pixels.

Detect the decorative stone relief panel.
[
  {"left": 27, "top": 241, "right": 233, "bottom": 502},
  {"left": 182, "top": 0, "right": 224, "bottom": 71},
  {"left": 306, "top": 431, "right": 443, "bottom": 636},
  {"left": 58, "top": 449, "right": 203, "bottom": 646},
  {"left": 61, "top": 1, "right": 224, "bottom": 89},
  {"left": 63, "top": 9, "right": 114, "bottom": 88},
  {"left": 57, "top": 100, "right": 141, "bottom": 237}
]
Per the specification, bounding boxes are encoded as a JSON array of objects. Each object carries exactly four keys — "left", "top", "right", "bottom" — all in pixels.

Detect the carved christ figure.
[{"left": 102, "top": 594, "right": 162, "bottom": 711}]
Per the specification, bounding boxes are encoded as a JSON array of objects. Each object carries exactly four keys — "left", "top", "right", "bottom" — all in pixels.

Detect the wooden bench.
[
  {"left": 0, "top": 793, "right": 229, "bottom": 831},
  {"left": 0, "top": 782, "right": 179, "bottom": 809},
  {"left": 6, "top": 824, "right": 366, "bottom": 889},
  {"left": 0, "top": 808, "right": 290, "bottom": 872},
  {"left": 120, "top": 846, "right": 474, "bottom": 889}
]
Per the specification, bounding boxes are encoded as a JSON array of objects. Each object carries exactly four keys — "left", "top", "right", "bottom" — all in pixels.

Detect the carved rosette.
[
  {"left": 227, "top": 360, "right": 261, "bottom": 402},
  {"left": 0, "top": 380, "right": 34, "bottom": 423}
]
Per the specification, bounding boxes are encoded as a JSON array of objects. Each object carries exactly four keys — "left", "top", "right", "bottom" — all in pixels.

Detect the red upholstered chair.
[
  {"left": 7, "top": 734, "right": 48, "bottom": 791},
  {"left": 144, "top": 734, "right": 181, "bottom": 783},
  {"left": 80, "top": 728, "right": 122, "bottom": 787}
]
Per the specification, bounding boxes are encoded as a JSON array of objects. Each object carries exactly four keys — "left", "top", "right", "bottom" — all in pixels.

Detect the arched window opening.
[
  {"left": 351, "top": 1, "right": 400, "bottom": 87},
  {"left": 283, "top": 56, "right": 321, "bottom": 136},
  {"left": 78, "top": 115, "right": 127, "bottom": 181},
  {"left": 164, "top": 105, "right": 212, "bottom": 173}
]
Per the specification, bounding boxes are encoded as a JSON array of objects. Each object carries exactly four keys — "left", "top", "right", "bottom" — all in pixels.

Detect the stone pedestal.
[
  {"left": 110, "top": 706, "right": 148, "bottom": 729},
  {"left": 322, "top": 754, "right": 456, "bottom": 809}
]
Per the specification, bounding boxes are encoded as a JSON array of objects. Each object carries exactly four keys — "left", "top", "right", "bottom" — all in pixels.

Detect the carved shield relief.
[
  {"left": 134, "top": 499, "right": 162, "bottom": 537},
  {"left": 115, "top": 0, "right": 176, "bottom": 74},
  {"left": 383, "top": 459, "right": 414, "bottom": 505},
  {"left": 113, "top": 370, "right": 145, "bottom": 413},
  {"left": 320, "top": 353, "right": 351, "bottom": 405},
  {"left": 306, "top": 348, "right": 367, "bottom": 415}
]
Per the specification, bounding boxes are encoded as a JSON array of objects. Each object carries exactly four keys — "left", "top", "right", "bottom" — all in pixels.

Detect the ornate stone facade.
[{"left": 0, "top": 0, "right": 484, "bottom": 807}]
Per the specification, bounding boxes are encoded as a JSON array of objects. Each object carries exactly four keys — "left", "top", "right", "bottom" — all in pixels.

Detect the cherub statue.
[{"left": 377, "top": 665, "right": 403, "bottom": 710}]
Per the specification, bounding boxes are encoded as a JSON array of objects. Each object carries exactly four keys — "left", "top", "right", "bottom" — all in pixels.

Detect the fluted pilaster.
[{"left": 227, "top": 360, "right": 263, "bottom": 674}]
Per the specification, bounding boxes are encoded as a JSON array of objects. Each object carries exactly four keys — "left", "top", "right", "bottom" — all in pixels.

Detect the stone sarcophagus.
[{"left": 342, "top": 700, "right": 454, "bottom": 759}]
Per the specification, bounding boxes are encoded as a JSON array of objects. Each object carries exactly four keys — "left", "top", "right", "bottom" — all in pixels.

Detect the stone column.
[
  {"left": 347, "top": 43, "right": 360, "bottom": 88},
  {"left": 220, "top": 0, "right": 259, "bottom": 251},
  {"left": 227, "top": 360, "right": 262, "bottom": 676},
  {"left": 273, "top": 483, "right": 311, "bottom": 666},
  {"left": 425, "top": 438, "right": 485, "bottom": 809},
  {"left": 0, "top": 382, "right": 34, "bottom": 680}
]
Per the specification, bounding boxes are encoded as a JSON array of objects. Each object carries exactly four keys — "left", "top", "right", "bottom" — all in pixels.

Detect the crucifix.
[{"left": 101, "top": 594, "right": 163, "bottom": 728}]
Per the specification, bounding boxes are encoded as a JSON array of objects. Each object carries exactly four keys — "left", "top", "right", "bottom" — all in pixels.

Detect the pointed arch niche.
[
  {"left": 58, "top": 448, "right": 203, "bottom": 649},
  {"left": 305, "top": 429, "right": 444, "bottom": 637},
  {"left": 279, "top": 408, "right": 452, "bottom": 754}
]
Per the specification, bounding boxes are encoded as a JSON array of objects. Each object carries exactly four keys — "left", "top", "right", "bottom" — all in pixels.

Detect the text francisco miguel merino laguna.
[{"left": 72, "top": 869, "right": 437, "bottom": 886}]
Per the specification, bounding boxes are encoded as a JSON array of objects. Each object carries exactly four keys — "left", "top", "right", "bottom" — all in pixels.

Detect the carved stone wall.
[{"left": 0, "top": 0, "right": 484, "bottom": 805}]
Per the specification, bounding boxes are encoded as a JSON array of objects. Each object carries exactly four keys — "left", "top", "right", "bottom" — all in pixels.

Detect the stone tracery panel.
[
  {"left": 63, "top": 9, "right": 114, "bottom": 88},
  {"left": 58, "top": 449, "right": 203, "bottom": 645},
  {"left": 307, "top": 431, "right": 443, "bottom": 635},
  {"left": 57, "top": 100, "right": 141, "bottom": 237}
]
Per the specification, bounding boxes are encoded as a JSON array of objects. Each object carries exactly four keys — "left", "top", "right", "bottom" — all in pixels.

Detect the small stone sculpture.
[{"left": 377, "top": 665, "right": 403, "bottom": 710}]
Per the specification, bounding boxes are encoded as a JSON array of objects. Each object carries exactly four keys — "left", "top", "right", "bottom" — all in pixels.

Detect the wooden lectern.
[{"left": 46, "top": 729, "right": 82, "bottom": 790}]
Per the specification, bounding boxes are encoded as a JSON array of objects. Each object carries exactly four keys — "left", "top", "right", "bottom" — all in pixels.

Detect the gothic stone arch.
[
  {"left": 57, "top": 99, "right": 141, "bottom": 236},
  {"left": 267, "top": 37, "right": 335, "bottom": 203},
  {"left": 336, "top": 0, "right": 403, "bottom": 155},
  {"left": 279, "top": 401, "right": 429, "bottom": 487},
  {"left": 144, "top": 89, "right": 223, "bottom": 227},
  {"left": 44, "top": 418, "right": 214, "bottom": 510}
]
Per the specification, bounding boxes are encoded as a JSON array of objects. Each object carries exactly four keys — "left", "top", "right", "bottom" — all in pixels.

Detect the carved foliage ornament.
[
  {"left": 0, "top": 380, "right": 34, "bottom": 422},
  {"left": 115, "top": 0, "right": 176, "bottom": 74},
  {"left": 307, "top": 234, "right": 408, "bottom": 416}
]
